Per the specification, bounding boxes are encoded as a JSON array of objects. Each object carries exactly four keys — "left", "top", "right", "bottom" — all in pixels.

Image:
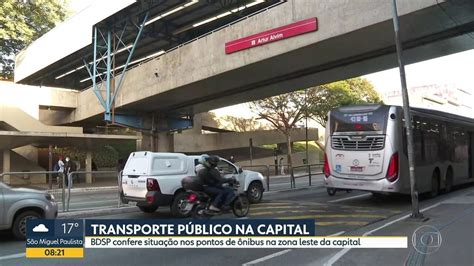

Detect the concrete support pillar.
[
  {"left": 156, "top": 132, "right": 174, "bottom": 152},
  {"left": 2, "top": 150, "right": 11, "bottom": 184},
  {"left": 191, "top": 113, "right": 202, "bottom": 134},
  {"left": 152, "top": 118, "right": 174, "bottom": 152},
  {"left": 136, "top": 131, "right": 153, "bottom": 151},
  {"left": 48, "top": 145, "right": 53, "bottom": 189},
  {"left": 136, "top": 119, "right": 175, "bottom": 152},
  {"left": 86, "top": 151, "right": 92, "bottom": 184}
]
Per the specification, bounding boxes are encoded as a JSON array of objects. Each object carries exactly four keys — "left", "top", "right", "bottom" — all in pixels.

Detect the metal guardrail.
[
  {"left": 240, "top": 163, "right": 322, "bottom": 190},
  {"left": 66, "top": 170, "right": 119, "bottom": 212},
  {"left": 291, "top": 164, "right": 324, "bottom": 188},
  {"left": 0, "top": 170, "right": 121, "bottom": 213},
  {"left": 0, "top": 171, "right": 66, "bottom": 211},
  {"left": 241, "top": 163, "right": 324, "bottom": 191}
]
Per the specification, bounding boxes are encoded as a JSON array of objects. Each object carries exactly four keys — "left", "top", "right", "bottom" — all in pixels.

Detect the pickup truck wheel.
[
  {"left": 247, "top": 182, "right": 263, "bottom": 203},
  {"left": 138, "top": 206, "right": 158, "bottom": 213},
  {"left": 171, "top": 192, "right": 191, "bottom": 218},
  {"left": 12, "top": 211, "right": 41, "bottom": 240}
]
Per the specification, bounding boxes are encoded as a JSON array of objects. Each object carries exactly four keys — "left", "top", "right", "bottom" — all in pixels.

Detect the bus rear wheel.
[
  {"left": 430, "top": 171, "right": 440, "bottom": 198},
  {"left": 445, "top": 169, "right": 453, "bottom": 193}
]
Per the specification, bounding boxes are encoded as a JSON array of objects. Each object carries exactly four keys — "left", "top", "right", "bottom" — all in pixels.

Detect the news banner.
[{"left": 25, "top": 219, "right": 407, "bottom": 258}]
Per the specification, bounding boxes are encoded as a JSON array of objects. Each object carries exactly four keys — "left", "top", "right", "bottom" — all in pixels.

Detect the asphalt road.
[
  {"left": 48, "top": 175, "right": 322, "bottom": 212},
  {"left": 1, "top": 182, "right": 473, "bottom": 266}
]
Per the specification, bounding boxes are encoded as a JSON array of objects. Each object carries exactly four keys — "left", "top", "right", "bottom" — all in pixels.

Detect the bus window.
[
  {"left": 423, "top": 120, "right": 440, "bottom": 164},
  {"left": 330, "top": 106, "right": 389, "bottom": 134},
  {"left": 413, "top": 116, "right": 424, "bottom": 164}
]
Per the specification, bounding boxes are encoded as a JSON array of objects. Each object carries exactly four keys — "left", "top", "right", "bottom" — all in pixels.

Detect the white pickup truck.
[{"left": 120, "top": 152, "right": 266, "bottom": 217}]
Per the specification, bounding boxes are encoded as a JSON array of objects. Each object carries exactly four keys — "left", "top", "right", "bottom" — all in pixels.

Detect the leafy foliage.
[
  {"left": 250, "top": 91, "right": 307, "bottom": 135},
  {"left": 216, "top": 115, "right": 271, "bottom": 132},
  {"left": 250, "top": 90, "right": 307, "bottom": 167},
  {"left": 307, "top": 77, "right": 383, "bottom": 127},
  {"left": 0, "top": 0, "right": 68, "bottom": 79},
  {"left": 49, "top": 145, "right": 119, "bottom": 168}
]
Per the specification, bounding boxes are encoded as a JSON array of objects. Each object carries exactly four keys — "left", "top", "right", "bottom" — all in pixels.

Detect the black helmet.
[
  {"left": 208, "top": 155, "right": 220, "bottom": 167},
  {"left": 199, "top": 154, "right": 220, "bottom": 168}
]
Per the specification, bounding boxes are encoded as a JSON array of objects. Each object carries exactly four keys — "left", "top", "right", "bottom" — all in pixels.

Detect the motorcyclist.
[{"left": 196, "top": 155, "right": 235, "bottom": 212}]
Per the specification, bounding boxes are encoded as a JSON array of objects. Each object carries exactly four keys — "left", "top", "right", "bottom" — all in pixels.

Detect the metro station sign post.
[{"left": 225, "top": 18, "right": 318, "bottom": 54}]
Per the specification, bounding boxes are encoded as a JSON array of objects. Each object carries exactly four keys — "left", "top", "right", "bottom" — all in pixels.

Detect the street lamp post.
[{"left": 390, "top": 0, "right": 423, "bottom": 218}]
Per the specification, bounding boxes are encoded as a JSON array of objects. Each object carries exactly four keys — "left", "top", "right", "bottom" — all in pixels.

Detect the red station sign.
[{"left": 225, "top": 17, "right": 318, "bottom": 54}]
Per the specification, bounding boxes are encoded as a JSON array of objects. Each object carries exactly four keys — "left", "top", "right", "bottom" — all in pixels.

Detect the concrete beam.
[
  {"left": 60, "top": 0, "right": 474, "bottom": 125},
  {"left": 0, "top": 130, "right": 139, "bottom": 150},
  {"left": 0, "top": 81, "right": 77, "bottom": 111},
  {"left": 173, "top": 128, "right": 317, "bottom": 153}
]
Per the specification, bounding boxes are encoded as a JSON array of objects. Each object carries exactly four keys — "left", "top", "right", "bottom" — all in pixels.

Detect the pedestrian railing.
[
  {"left": 66, "top": 171, "right": 119, "bottom": 212},
  {"left": 0, "top": 171, "right": 67, "bottom": 211},
  {"left": 0, "top": 170, "right": 123, "bottom": 213},
  {"left": 290, "top": 164, "right": 324, "bottom": 188}
]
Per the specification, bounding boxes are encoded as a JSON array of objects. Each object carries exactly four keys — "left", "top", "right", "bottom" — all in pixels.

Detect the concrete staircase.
[
  {"left": 0, "top": 105, "right": 81, "bottom": 133},
  {"left": 0, "top": 149, "right": 46, "bottom": 185},
  {"left": 0, "top": 105, "right": 83, "bottom": 184}
]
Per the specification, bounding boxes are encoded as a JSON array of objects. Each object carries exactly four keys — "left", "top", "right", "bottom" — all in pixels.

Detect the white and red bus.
[{"left": 324, "top": 104, "right": 474, "bottom": 196}]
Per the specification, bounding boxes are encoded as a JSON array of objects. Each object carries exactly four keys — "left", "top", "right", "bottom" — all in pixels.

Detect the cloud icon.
[{"left": 32, "top": 224, "right": 49, "bottom": 233}]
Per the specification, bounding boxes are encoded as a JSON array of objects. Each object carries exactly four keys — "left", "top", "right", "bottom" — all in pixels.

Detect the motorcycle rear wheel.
[
  {"left": 232, "top": 195, "right": 250, "bottom": 217},
  {"left": 192, "top": 204, "right": 210, "bottom": 219}
]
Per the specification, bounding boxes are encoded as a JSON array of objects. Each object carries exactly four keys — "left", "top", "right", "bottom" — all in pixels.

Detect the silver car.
[{"left": 0, "top": 181, "right": 58, "bottom": 239}]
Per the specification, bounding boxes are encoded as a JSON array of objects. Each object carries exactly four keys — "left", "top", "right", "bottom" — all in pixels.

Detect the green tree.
[
  {"left": 307, "top": 77, "right": 382, "bottom": 127},
  {"left": 250, "top": 91, "right": 307, "bottom": 168},
  {"left": 0, "top": 0, "right": 68, "bottom": 80},
  {"left": 216, "top": 115, "right": 271, "bottom": 132}
]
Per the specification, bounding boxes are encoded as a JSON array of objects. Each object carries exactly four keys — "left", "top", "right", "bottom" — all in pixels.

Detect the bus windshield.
[{"left": 330, "top": 105, "right": 389, "bottom": 134}]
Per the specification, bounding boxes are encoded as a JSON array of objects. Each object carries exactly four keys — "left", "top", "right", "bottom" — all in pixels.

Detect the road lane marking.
[
  {"left": 250, "top": 205, "right": 308, "bottom": 211},
  {"left": 264, "top": 186, "right": 325, "bottom": 194},
  {"left": 331, "top": 231, "right": 346, "bottom": 236},
  {"left": 242, "top": 249, "right": 292, "bottom": 266},
  {"left": 254, "top": 202, "right": 298, "bottom": 206},
  {"left": 328, "top": 193, "right": 371, "bottom": 203},
  {"left": 242, "top": 231, "right": 346, "bottom": 265},
  {"left": 278, "top": 214, "right": 388, "bottom": 219},
  {"left": 251, "top": 210, "right": 327, "bottom": 216},
  {"left": 316, "top": 221, "right": 369, "bottom": 226},
  {"left": 0, "top": 252, "right": 25, "bottom": 261},
  {"left": 324, "top": 203, "right": 442, "bottom": 266},
  {"left": 255, "top": 202, "right": 328, "bottom": 207}
]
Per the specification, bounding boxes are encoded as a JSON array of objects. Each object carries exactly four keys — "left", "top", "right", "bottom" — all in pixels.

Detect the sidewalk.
[
  {"left": 17, "top": 178, "right": 118, "bottom": 191},
  {"left": 333, "top": 186, "right": 474, "bottom": 266}
]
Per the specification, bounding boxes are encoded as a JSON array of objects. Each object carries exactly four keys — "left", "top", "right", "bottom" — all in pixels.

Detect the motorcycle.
[{"left": 181, "top": 176, "right": 250, "bottom": 218}]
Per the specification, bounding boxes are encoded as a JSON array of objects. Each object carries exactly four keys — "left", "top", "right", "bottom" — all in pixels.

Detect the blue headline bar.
[{"left": 85, "top": 219, "right": 315, "bottom": 236}]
